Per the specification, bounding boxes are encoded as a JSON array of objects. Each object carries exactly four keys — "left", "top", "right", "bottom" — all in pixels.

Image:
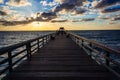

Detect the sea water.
[{"left": 71, "top": 30, "right": 120, "bottom": 50}]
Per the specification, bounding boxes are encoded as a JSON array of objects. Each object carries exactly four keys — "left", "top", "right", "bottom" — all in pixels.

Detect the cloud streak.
[
  {"left": 81, "top": 18, "right": 95, "bottom": 22},
  {"left": 51, "top": 19, "right": 67, "bottom": 23}
]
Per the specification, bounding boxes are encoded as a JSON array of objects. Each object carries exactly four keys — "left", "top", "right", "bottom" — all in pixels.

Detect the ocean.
[
  {"left": 70, "top": 30, "right": 120, "bottom": 51},
  {"left": 0, "top": 30, "right": 120, "bottom": 50},
  {"left": 0, "top": 31, "right": 54, "bottom": 49}
]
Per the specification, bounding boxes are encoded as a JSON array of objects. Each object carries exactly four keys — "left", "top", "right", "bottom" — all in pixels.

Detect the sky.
[{"left": 0, "top": 0, "right": 120, "bottom": 31}]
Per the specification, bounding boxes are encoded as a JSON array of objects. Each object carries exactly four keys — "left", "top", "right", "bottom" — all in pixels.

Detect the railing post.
[
  {"left": 76, "top": 37, "right": 78, "bottom": 44},
  {"left": 46, "top": 36, "right": 49, "bottom": 43},
  {"left": 48, "top": 35, "right": 51, "bottom": 41},
  {"left": 45, "top": 36, "right": 47, "bottom": 44},
  {"left": 89, "top": 43, "right": 92, "bottom": 57},
  {"left": 45, "top": 36, "right": 47, "bottom": 43},
  {"left": 81, "top": 39, "right": 84, "bottom": 47},
  {"left": 26, "top": 42, "right": 31, "bottom": 60},
  {"left": 8, "top": 51, "right": 13, "bottom": 72},
  {"left": 44, "top": 36, "right": 46, "bottom": 45},
  {"left": 106, "top": 52, "right": 110, "bottom": 66},
  {"left": 42, "top": 37, "right": 44, "bottom": 47},
  {"left": 37, "top": 39, "right": 39, "bottom": 51}
]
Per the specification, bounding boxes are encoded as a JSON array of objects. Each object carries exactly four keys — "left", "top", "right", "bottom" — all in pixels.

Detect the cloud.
[
  {"left": 51, "top": 18, "right": 67, "bottom": 22},
  {"left": 73, "top": 8, "right": 86, "bottom": 14},
  {"left": 95, "top": 0, "right": 120, "bottom": 8},
  {"left": 111, "top": 15, "right": 120, "bottom": 21},
  {"left": 54, "top": 0, "right": 87, "bottom": 14},
  {"left": 41, "top": 12, "right": 57, "bottom": 20},
  {"left": 99, "top": 17, "right": 110, "bottom": 20},
  {"left": 0, "top": 0, "right": 3, "bottom": 3},
  {"left": 1, "top": 19, "right": 31, "bottom": 26},
  {"left": 6, "top": 14, "right": 26, "bottom": 21},
  {"left": 6, "top": 0, "right": 31, "bottom": 7},
  {"left": 0, "top": 11, "right": 7, "bottom": 15},
  {"left": 0, "top": 6, "right": 16, "bottom": 15},
  {"left": 0, "top": 11, "right": 57, "bottom": 26},
  {"left": 0, "top": 20, "right": 31, "bottom": 26},
  {"left": 91, "top": 0, "right": 100, "bottom": 7},
  {"left": 102, "top": 5, "right": 120, "bottom": 13},
  {"left": 54, "top": 3, "right": 75, "bottom": 12},
  {"left": 55, "top": 0, "right": 69, "bottom": 4},
  {"left": 81, "top": 18, "right": 95, "bottom": 21},
  {"left": 40, "top": 1, "right": 57, "bottom": 6}
]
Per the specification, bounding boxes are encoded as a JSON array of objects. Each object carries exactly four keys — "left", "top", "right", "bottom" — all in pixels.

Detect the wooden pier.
[{"left": 0, "top": 32, "right": 120, "bottom": 80}]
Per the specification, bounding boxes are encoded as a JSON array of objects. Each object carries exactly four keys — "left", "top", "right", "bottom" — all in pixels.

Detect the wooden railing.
[
  {"left": 0, "top": 33, "right": 55, "bottom": 77},
  {"left": 68, "top": 32, "right": 120, "bottom": 78}
]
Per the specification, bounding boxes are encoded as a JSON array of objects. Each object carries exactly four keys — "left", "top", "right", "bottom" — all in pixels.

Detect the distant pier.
[{"left": 0, "top": 31, "right": 120, "bottom": 80}]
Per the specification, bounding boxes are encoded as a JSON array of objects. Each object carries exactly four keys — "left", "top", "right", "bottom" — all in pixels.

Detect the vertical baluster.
[
  {"left": 42, "top": 37, "right": 44, "bottom": 47},
  {"left": 76, "top": 37, "right": 78, "bottom": 44},
  {"left": 37, "top": 39, "right": 39, "bottom": 50},
  {"left": 8, "top": 51, "right": 12, "bottom": 72},
  {"left": 76, "top": 38, "right": 79, "bottom": 45},
  {"left": 81, "top": 39, "right": 83, "bottom": 47},
  {"left": 46, "top": 36, "right": 48, "bottom": 43},
  {"left": 89, "top": 43, "right": 92, "bottom": 57},
  {"left": 44, "top": 36, "right": 46, "bottom": 44},
  {"left": 46, "top": 36, "right": 47, "bottom": 43},
  {"left": 106, "top": 52, "right": 110, "bottom": 66},
  {"left": 48, "top": 35, "right": 50, "bottom": 41},
  {"left": 26, "top": 42, "right": 31, "bottom": 60},
  {"left": 47, "top": 36, "right": 49, "bottom": 43}
]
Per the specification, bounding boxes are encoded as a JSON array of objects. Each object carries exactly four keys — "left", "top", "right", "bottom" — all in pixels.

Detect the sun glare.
[{"left": 32, "top": 22, "right": 43, "bottom": 27}]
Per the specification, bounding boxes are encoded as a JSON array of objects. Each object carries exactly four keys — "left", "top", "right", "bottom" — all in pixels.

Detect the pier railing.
[
  {"left": 0, "top": 33, "right": 55, "bottom": 77},
  {"left": 68, "top": 32, "right": 120, "bottom": 78}
]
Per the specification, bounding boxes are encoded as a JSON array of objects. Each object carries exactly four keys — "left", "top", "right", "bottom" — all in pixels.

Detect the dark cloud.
[
  {"left": 36, "top": 12, "right": 57, "bottom": 21},
  {"left": 102, "top": 6, "right": 120, "bottom": 13},
  {"left": 99, "top": 17, "right": 110, "bottom": 20},
  {"left": 0, "top": 20, "right": 32, "bottom": 26},
  {"left": 41, "top": 12, "right": 57, "bottom": 19},
  {"left": 112, "top": 17, "right": 120, "bottom": 21},
  {"left": 0, "top": 11, "right": 7, "bottom": 15},
  {"left": 95, "top": 0, "right": 120, "bottom": 8},
  {"left": 54, "top": 0, "right": 87, "bottom": 14},
  {"left": 54, "top": 3, "right": 75, "bottom": 12},
  {"left": 74, "top": 8, "right": 86, "bottom": 14},
  {"left": 81, "top": 18, "right": 95, "bottom": 21},
  {"left": 57, "top": 0, "right": 86, "bottom": 6}
]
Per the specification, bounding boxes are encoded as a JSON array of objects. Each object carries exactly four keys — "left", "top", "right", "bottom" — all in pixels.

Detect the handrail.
[
  {"left": 0, "top": 32, "right": 55, "bottom": 77},
  {"left": 68, "top": 33, "right": 120, "bottom": 56},
  {"left": 67, "top": 32, "right": 120, "bottom": 78}
]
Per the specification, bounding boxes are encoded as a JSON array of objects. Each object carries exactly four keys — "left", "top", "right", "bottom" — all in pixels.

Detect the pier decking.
[{"left": 3, "top": 34, "right": 115, "bottom": 80}]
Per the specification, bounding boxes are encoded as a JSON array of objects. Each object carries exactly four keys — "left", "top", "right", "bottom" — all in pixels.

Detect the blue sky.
[{"left": 0, "top": 0, "right": 120, "bottom": 30}]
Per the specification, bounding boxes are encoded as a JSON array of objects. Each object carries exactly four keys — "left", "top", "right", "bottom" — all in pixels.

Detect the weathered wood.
[{"left": 2, "top": 35, "right": 116, "bottom": 80}]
